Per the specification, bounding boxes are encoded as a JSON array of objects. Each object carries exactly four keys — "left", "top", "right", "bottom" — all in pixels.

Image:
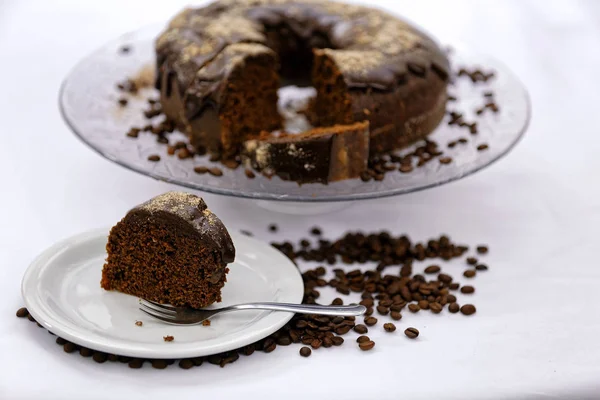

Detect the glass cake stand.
[{"left": 59, "top": 24, "right": 530, "bottom": 213}]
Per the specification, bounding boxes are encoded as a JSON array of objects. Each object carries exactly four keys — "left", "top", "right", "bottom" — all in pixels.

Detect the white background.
[{"left": 2, "top": 0, "right": 600, "bottom": 399}]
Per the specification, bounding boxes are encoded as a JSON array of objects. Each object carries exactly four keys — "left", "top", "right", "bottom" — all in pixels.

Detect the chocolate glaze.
[{"left": 133, "top": 192, "right": 235, "bottom": 264}]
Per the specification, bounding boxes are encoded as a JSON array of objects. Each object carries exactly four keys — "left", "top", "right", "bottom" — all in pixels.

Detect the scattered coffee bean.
[
  {"left": 383, "top": 323, "right": 396, "bottom": 332},
  {"left": 163, "top": 335, "right": 174, "bottom": 342},
  {"left": 477, "top": 144, "right": 489, "bottom": 151},
  {"left": 354, "top": 324, "right": 368, "bottom": 334},
  {"left": 391, "top": 311, "right": 402, "bottom": 320},
  {"left": 461, "top": 285, "right": 475, "bottom": 294},
  {"left": 208, "top": 167, "right": 223, "bottom": 177},
  {"left": 269, "top": 224, "right": 278, "bottom": 232},
  {"left": 194, "top": 166, "right": 208, "bottom": 174},
  {"left": 463, "top": 270, "right": 476, "bottom": 278},
  {"left": 448, "top": 303, "right": 460, "bottom": 313},
  {"left": 56, "top": 337, "right": 67, "bottom": 345},
  {"left": 376, "top": 305, "right": 389, "bottom": 315},
  {"left": 179, "top": 359, "right": 194, "bottom": 369},
  {"left": 118, "top": 98, "right": 128, "bottom": 107},
  {"left": 128, "top": 359, "right": 144, "bottom": 369},
  {"left": 63, "top": 342, "right": 77, "bottom": 353},
  {"left": 244, "top": 169, "right": 255, "bottom": 179},
  {"left": 466, "top": 257, "right": 478, "bottom": 265},
  {"left": 476, "top": 245, "right": 489, "bottom": 254},
  {"left": 27, "top": 314, "right": 35, "bottom": 322},
  {"left": 408, "top": 304, "right": 420, "bottom": 313},
  {"left": 299, "top": 347, "right": 312, "bottom": 357},
  {"left": 310, "top": 227, "right": 322, "bottom": 236},
  {"left": 16, "top": 307, "right": 28, "bottom": 318},
  {"left": 147, "top": 154, "right": 160, "bottom": 162},
  {"left": 93, "top": 352, "right": 108, "bottom": 363},
  {"left": 364, "top": 316, "right": 378, "bottom": 326},
  {"left": 439, "top": 157, "right": 452, "bottom": 165},
  {"left": 152, "top": 360, "right": 168, "bottom": 369},
  {"left": 108, "top": 354, "right": 119, "bottom": 362},
  {"left": 358, "top": 340, "right": 375, "bottom": 351},
  {"left": 356, "top": 335, "right": 370, "bottom": 343},
  {"left": 202, "top": 320, "right": 211, "bottom": 326},
  {"left": 80, "top": 347, "right": 93, "bottom": 357},
  {"left": 331, "top": 336, "right": 344, "bottom": 346},
  {"left": 404, "top": 327, "right": 419, "bottom": 339},
  {"left": 430, "top": 302, "right": 443, "bottom": 314},
  {"left": 263, "top": 339, "right": 276, "bottom": 353},
  {"left": 476, "top": 264, "right": 488, "bottom": 271},
  {"left": 331, "top": 298, "right": 343, "bottom": 305},
  {"left": 460, "top": 304, "right": 477, "bottom": 315},
  {"left": 135, "top": 321, "right": 142, "bottom": 327},
  {"left": 424, "top": 265, "right": 441, "bottom": 274}
]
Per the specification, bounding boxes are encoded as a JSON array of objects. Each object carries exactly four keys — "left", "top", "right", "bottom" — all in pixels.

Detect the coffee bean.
[
  {"left": 364, "top": 307, "right": 374, "bottom": 316},
  {"left": 128, "top": 359, "right": 144, "bottom": 369},
  {"left": 335, "top": 324, "right": 352, "bottom": 335},
  {"left": 476, "top": 245, "right": 488, "bottom": 254},
  {"left": 27, "top": 314, "right": 35, "bottom": 322},
  {"left": 439, "top": 157, "right": 452, "bottom": 165},
  {"left": 310, "top": 227, "right": 322, "bottom": 236},
  {"left": 79, "top": 347, "right": 93, "bottom": 357},
  {"left": 331, "top": 336, "right": 344, "bottom": 346},
  {"left": 424, "top": 265, "right": 441, "bottom": 274},
  {"left": 364, "top": 317, "right": 378, "bottom": 326},
  {"left": 460, "top": 304, "right": 476, "bottom": 315},
  {"left": 448, "top": 302, "right": 460, "bottom": 313},
  {"left": 466, "top": 257, "right": 478, "bottom": 265},
  {"left": 461, "top": 285, "right": 475, "bottom": 294},
  {"left": 93, "top": 352, "right": 108, "bottom": 363},
  {"left": 331, "top": 298, "right": 343, "bottom": 305},
  {"left": 63, "top": 342, "right": 77, "bottom": 353},
  {"left": 331, "top": 316, "right": 344, "bottom": 324},
  {"left": 477, "top": 144, "right": 489, "bottom": 151},
  {"left": 194, "top": 166, "right": 208, "bottom": 174},
  {"left": 438, "top": 273, "right": 452, "bottom": 284},
  {"left": 449, "top": 283, "right": 460, "bottom": 290},
  {"left": 208, "top": 167, "right": 223, "bottom": 177},
  {"left": 56, "top": 337, "right": 67, "bottom": 345},
  {"left": 391, "top": 311, "right": 402, "bottom": 320},
  {"left": 476, "top": 264, "right": 488, "bottom": 271},
  {"left": 408, "top": 304, "right": 420, "bottom": 313},
  {"left": 447, "top": 294, "right": 457, "bottom": 303},
  {"left": 108, "top": 354, "right": 119, "bottom": 362},
  {"left": 376, "top": 305, "right": 389, "bottom": 315},
  {"left": 16, "top": 308, "right": 28, "bottom": 318},
  {"left": 463, "top": 270, "right": 476, "bottom": 278},
  {"left": 147, "top": 154, "right": 160, "bottom": 162},
  {"left": 151, "top": 359, "right": 168, "bottom": 369},
  {"left": 404, "top": 327, "right": 419, "bottom": 339},
  {"left": 276, "top": 335, "right": 292, "bottom": 346},
  {"left": 179, "top": 359, "right": 194, "bottom": 369},
  {"left": 354, "top": 324, "right": 368, "bottom": 334},
  {"left": 163, "top": 335, "right": 174, "bottom": 342},
  {"left": 184, "top": 357, "right": 201, "bottom": 367},
  {"left": 263, "top": 338, "right": 276, "bottom": 353},
  {"left": 356, "top": 335, "right": 370, "bottom": 343},
  {"left": 359, "top": 340, "right": 375, "bottom": 351},
  {"left": 399, "top": 165, "right": 413, "bottom": 173},
  {"left": 310, "top": 339, "right": 322, "bottom": 349},
  {"left": 269, "top": 224, "right": 278, "bottom": 232},
  {"left": 429, "top": 302, "right": 442, "bottom": 314},
  {"left": 418, "top": 300, "right": 429, "bottom": 310},
  {"left": 299, "top": 347, "right": 312, "bottom": 357}
]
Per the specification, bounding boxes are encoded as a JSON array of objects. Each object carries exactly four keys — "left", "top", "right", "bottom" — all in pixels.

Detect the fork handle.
[{"left": 226, "top": 303, "right": 367, "bottom": 316}]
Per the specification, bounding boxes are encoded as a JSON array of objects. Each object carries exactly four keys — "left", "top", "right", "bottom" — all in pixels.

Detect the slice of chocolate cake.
[{"left": 101, "top": 192, "right": 235, "bottom": 309}]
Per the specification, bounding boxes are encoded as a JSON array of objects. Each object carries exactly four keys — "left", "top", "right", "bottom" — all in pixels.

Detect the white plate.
[{"left": 21, "top": 228, "right": 303, "bottom": 359}]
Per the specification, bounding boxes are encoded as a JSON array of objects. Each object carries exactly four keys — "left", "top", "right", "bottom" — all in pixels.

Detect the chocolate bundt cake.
[
  {"left": 242, "top": 121, "right": 369, "bottom": 183},
  {"left": 155, "top": 0, "right": 449, "bottom": 180},
  {"left": 101, "top": 192, "right": 235, "bottom": 309}
]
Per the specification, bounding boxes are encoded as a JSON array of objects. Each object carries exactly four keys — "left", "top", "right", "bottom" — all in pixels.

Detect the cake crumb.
[
  {"left": 163, "top": 335, "right": 174, "bottom": 342},
  {"left": 202, "top": 319, "right": 211, "bottom": 326},
  {"left": 135, "top": 321, "right": 143, "bottom": 327}
]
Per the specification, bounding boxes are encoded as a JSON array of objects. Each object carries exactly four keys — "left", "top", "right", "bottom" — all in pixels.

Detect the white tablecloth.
[{"left": 2, "top": 1, "right": 600, "bottom": 399}]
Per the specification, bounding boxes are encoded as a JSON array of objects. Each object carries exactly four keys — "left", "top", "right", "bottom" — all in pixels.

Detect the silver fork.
[{"left": 139, "top": 298, "right": 367, "bottom": 325}]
